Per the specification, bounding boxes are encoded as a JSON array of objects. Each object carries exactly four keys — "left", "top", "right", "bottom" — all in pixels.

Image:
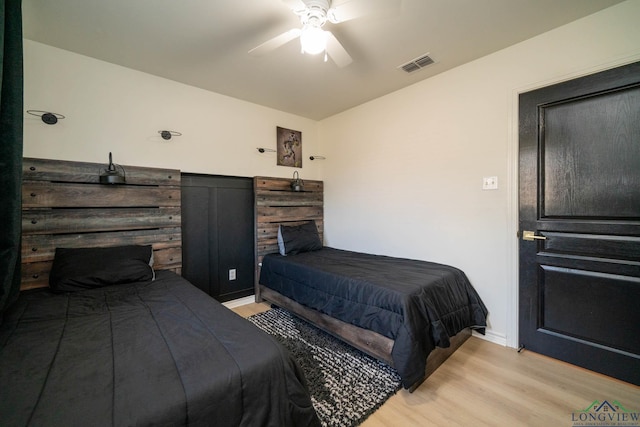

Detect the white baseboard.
[
  {"left": 473, "top": 329, "right": 507, "bottom": 347},
  {"left": 222, "top": 295, "right": 255, "bottom": 309}
]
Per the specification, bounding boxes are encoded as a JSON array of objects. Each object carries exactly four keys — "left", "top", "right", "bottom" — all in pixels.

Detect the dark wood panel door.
[
  {"left": 181, "top": 184, "right": 215, "bottom": 296},
  {"left": 182, "top": 174, "right": 254, "bottom": 302},
  {"left": 216, "top": 186, "right": 255, "bottom": 300},
  {"left": 519, "top": 61, "right": 640, "bottom": 385}
]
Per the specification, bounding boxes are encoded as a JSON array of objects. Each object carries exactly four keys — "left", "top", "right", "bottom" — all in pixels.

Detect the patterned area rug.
[{"left": 248, "top": 308, "right": 401, "bottom": 427}]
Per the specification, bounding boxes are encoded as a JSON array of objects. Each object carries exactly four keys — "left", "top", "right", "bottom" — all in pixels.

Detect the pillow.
[
  {"left": 277, "top": 221, "right": 322, "bottom": 256},
  {"left": 49, "top": 245, "right": 155, "bottom": 292}
]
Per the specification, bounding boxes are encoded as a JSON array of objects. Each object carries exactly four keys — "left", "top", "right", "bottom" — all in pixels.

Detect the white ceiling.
[{"left": 23, "top": 0, "right": 623, "bottom": 120}]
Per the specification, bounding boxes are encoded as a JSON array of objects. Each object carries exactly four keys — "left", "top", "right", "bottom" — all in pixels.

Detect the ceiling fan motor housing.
[{"left": 297, "top": 0, "right": 330, "bottom": 27}]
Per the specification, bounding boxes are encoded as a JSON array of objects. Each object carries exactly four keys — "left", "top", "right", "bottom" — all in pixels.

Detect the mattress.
[
  {"left": 259, "top": 247, "right": 488, "bottom": 388},
  {"left": 0, "top": 270, "right": 320, "bottom": 427}
]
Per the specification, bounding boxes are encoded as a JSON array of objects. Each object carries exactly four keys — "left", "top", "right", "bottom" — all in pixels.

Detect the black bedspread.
[
  {"left": 259, "top": 247, "right": 488, "bottom": 389},
  {"left": 0, "top": 271, "right": 320, "bottom": 427}
]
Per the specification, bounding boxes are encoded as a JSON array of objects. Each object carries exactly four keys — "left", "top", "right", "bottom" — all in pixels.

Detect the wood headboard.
[
  {"left": 21, "top": 157, "right": 182, "bottom": 290},
  {"left": 254, "top": 176, "right": 324, "bottom": 300}
]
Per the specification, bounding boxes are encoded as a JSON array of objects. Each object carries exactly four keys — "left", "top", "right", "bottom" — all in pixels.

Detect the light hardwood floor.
[{"left": 233, "top": 302, "right": 640, "bottom": 427}]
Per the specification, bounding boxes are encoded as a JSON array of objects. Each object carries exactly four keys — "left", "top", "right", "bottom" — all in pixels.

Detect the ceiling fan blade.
[
  {"left": 325, "top": 32, "right": 352, "bottom": 68},
  {"left": 328, "top": 0, "right": 401, "bottom": 24},
  {"left": 248, "top": 28, "right": 302, "bottom": 56}
]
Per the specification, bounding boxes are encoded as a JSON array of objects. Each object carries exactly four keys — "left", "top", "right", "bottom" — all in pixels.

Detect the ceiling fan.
[{"left": 248, "top": 0, "right": 400, "bottom": 68}]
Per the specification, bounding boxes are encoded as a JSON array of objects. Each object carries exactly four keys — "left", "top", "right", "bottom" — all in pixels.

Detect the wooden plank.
[
  {"left": 254, "top": 176, "right": 323, "bottom": 192},
  {"left": 22, "top": 207, "right": 181, "bottom": 235},
  {"left": 22, "top": 182, "right": 180, "bottom": 208},
  {"left": 254, "top": 189, "right": 324, "bottom": 200},
  {"left": 21, "top": 228, "right": 181, "bottom": 263},
  {"left": 256, "top": 206, "right": 323, "bottom": 223},
  {"left": 257, "top": 243, "right": 279, "bottom": 258},
  {"left": 255, "top": 189, "right": 323, "bottom": 199},
  {"left": 261, "top": 286, "right": 395, "bottom": 365},
  {"left": 23, "top": 157, "right": 180, "bottom": 186},
  {"left": 153, "top": 247, "right": 182, "bottom": 268},
  {"left": 255, "top": 190, "right": 323, "bottom": 207},
  {"left": 256, "top": 197, "right": 323, "bottom": 207},
  {"left": 21, "top": 262, "right": 51, "bottom": 290}
]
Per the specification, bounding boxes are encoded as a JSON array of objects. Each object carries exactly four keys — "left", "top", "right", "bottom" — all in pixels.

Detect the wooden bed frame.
[
  {"left": 21, "top": 157, "right": 182, "bottom": 290},
  {"left": 253, "top": 176, "right": 471, "bottom": 392}
]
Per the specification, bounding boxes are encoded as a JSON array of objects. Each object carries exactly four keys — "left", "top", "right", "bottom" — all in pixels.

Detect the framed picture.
[{"left": 277, "top": 126, "right": 302, "bottom": 168}]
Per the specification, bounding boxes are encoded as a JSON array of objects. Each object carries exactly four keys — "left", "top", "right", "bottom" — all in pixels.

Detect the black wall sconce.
[
  {"left": 309, "top": 155, "right": 326, "bottom": 160},
  {"left": 159, "top": 130, "right": 182, "bottom": 140},
  {"left": 27, "top": 110, "right": 65, "bottom": 125},
  {"left": 257, "top": 147, "right": 276, "bottom": 153},
  {"left": 99, "top": 152, "right": 126, "bottom": 184},
  {"left": 291, "top": 170, "right": 304, "bottom": 192}
]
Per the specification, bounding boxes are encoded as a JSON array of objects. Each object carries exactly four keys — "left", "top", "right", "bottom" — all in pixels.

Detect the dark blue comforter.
[{"left": 259, "top": 247, "right": 488, "bottom": 389}]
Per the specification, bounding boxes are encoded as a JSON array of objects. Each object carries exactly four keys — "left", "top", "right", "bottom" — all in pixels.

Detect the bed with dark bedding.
[
  {"left": 254, "top": 176, "right": 489, "bottom": 391},
  {"left": 259, "top": 246, "right": 488, "bottom": 390},
  {"left": 2, "top": 159, "right": 321, "bottom": 427},
  {"left": 0, "top": 268, "right": 319, "bottom": 427}
]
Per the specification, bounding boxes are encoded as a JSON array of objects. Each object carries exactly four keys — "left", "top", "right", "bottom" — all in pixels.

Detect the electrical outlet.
[
  {"left": 482, "top": 176, "right": 498, "bottom": 190},
  {"left": 229, "top": 269, "right": 236, "bottom": 281}
]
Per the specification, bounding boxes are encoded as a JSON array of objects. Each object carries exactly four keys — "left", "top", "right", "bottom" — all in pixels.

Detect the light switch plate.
[
  {"left": 482, "top": 176, "right": 498, "bottom": 190},
  {"left": 229, "top": 269, "right": 236, "bottom": 281}
]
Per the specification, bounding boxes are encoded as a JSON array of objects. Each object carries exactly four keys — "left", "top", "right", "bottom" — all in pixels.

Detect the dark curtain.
[{"left": 0, "top": 0, "right": 23, "bottom": 320}]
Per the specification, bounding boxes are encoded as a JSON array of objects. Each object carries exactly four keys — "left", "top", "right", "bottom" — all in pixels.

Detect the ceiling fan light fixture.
[
  {"left": 248, "top": 0, "right": 355, "bottom": 67},
  {"left": 300, "top": 25, "right": 328, "bottom": 55}
]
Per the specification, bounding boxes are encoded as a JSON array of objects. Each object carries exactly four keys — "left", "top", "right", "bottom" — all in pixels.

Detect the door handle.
[{"left": 522, "top": 230, "right": 546, "bottom": 241}]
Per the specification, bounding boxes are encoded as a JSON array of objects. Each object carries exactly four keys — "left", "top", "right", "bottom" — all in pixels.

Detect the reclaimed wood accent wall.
[
  {"left": 21, "top": 158, "right": 182, "bottom": 290},
  {"left": 254, "top": 176, "right": 323, "bottom": 299}
]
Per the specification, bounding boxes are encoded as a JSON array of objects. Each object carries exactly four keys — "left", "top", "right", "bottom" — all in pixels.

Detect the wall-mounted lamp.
[
  {"left": 291, "top": 170, "right": 304, "bottom": 192},
  {"left": 257, "top": 147, "right": 276, "bottom": 153},
  {"left": 99, "top": 152, "right": 126, "bottom": 185},
  {"left": 159, "top": 130, "right": 182, "bottom": 140},
  {"left": 27, "top": 110, "right": 65, "bottom": 125},
  {"left": 309, "top": 155, "right": 326, "bottom": 160}
]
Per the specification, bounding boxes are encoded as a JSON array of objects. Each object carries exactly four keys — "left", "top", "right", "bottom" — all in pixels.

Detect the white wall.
[
  {"left": 319, "top": 1, "right": 640, "bottom": 347},
  {"left": 23, "top": 40, "right": 322, "bottom": 180}
]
